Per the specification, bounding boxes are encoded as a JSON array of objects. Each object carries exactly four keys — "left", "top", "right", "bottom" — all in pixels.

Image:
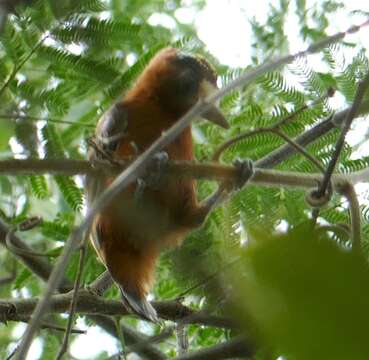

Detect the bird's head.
[{"left": 128, "top": 47, "right": 229, "bottom": 129}]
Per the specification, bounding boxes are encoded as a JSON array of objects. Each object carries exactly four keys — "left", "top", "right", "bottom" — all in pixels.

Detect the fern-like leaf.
[{"left": 41, "top": 124, "right": 83, "bottom": 211}]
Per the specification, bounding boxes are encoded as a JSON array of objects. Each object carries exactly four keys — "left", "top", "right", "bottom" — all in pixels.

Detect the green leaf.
[
  {"left": 237, "top": 227, "right": 369, "bottom": 360},
  {"left": 13, "top": 268, "right": 32, "bottom": 289}
]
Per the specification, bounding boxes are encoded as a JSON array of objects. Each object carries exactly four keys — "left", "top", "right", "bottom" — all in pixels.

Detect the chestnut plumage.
[{"left": 86, "top": 47, "right": 228, "bottom": 321}]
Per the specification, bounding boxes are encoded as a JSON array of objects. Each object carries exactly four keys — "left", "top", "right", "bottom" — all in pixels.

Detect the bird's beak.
[
  {"left": 199, "top": 80, "right": 229, "bottom": 129},
  {"left": 202, "top": 105, "right": 229, "bottom": 129}
]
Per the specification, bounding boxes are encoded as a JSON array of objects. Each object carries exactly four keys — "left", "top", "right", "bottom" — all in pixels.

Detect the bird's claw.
[
  {"left": 232, "top": 158, "right": 254, "bottom": 190},
  {"left": 89, "top": 138, "right": 121, "bottom": 169},
  {"left": 151, "top": 151, "right": 169, "bottom": 174},
  {"left": 134, "top": 151, "right": 169, "bottom": 199},
  {"left": 145, "top": 151, "right": 169, "bottom": 188},
  {"left": 134, "top": 178, "right": 147, "bottom": 201}
]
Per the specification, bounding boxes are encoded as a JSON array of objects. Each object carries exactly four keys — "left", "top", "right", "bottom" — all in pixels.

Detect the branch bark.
[
  {"left": 0, "top": 218, "right": 72, "bottom": 292},
  {"left": 0, "top": 158, "right": 367, "bottom": 189},
  {"left": 0, "top": 291, "right": 235, "bottom": 328}
]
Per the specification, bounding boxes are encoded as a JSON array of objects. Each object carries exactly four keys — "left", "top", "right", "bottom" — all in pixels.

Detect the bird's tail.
[
  {"left": 108, "top": 244, "right": 159, "bottom": 322},
  {"left": 119, "top": 285, "right": 158, "bottom": 322}
]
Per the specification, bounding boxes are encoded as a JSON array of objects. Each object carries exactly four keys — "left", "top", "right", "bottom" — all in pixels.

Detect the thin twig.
[
  {"left": 256, "top": 98, "right": 369, "bottom": 169},
  {"left": 99, "top": 317, "right": 168, "bottom": 360},
  {"left": 311, "top": 72, "right": 369, "bottom": 223},
  {"left": 5, "top": 217, "right": 52, "bottom": 258},
  {"left": 212, "top": 89, "right": 333, "bottom": 161},
  {"left": 6, "top": 228, "right": 50, "bottom": 258},
  {"left": 335, "top": 181, "right": 362, "bottom": 253},
  {"left": 213, "top": 125, "right": 326, "bottom": 174},
  {"left": 0, "top": 35, "right": 47, "bottom": 99},
  {"left": 172, "top": 335, "right": 255, "bottom": 360},
  {"left": 39, "top": 322, "right": 86, "bottom": 334},
  {"left": 115, "top": 317, "right": 127, "bottom": 360},
  {"left": 176, "top": 324, "right": 189, "bottom": 356},
  {"left": 0, "top": 218, "right": 73, "bottom": 293},
  {"left": 0, "top": 113, "right": 95, "bottom": 127},
  {"left": 6, "top": 347, "right": 17, "bottom": 360},
  {"left": 56, "top": 237, "right": 88, "bottom": 360},
  {"left": 14, "top": 22, "right": 369, "bottom": 358},
  {"left": 6, "top": 314, "right": 86, "bottom": 334},
  {"left": 124, "top": 326, "right": 175, "bottom": 356},
  {"left": 4, "top": 325, "right": 84, "bottom": 360},
  {"left": 272, "top": 128, "right": 325, "bottom": 172},
  {"left": 176, "top": 257, "right": 240, "bottom": 299},
  {"left": 208, "top": 20, "right": 369, "bottom": 112},
  {"left": 316, "top": 72, "right": 369, "bottom": 199}
]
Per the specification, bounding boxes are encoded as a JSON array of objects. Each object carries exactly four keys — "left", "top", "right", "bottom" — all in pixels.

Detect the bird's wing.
[
  {"left": 86, "top": 103, "right": 159, "bottom": 322},
  {"left": 86, "top": 102, "right": 129, "bottom": 259},
  {"left": 95, "top": 102, "right": 129, "bottom": 153}
]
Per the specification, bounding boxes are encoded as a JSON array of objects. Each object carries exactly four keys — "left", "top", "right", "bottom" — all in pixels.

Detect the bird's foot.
[
  {"left": 134, "top": 151, "right": 169, "bottom": 199},
  {"left": 148, "top": 151, "right": 169, "bottom": 184},
  {"left": 134, "top": 178, "right": 146, "bottom": 201},
  {"left": 231, "top": 158, "right": 254, "bottom": 190},
  {"left": 88, "top": 137, "right": 122, "bottom": 169}
]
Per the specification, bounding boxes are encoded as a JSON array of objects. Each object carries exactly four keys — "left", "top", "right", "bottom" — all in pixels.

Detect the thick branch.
[
  {"left": 0, "top": 291, "right": 235, "bottom": 328},
  {"left": 0, "top": 158, "right": 365, "bottom": 190},
  {"left": 0, "top": 218, "right": 72, "bottom": 292}
]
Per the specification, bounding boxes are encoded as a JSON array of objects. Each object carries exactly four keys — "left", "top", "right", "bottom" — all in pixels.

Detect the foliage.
[
  {"left": 0, "top": 0, "right": 369, "bottom": 359},
  {"left": 236, "top": 226, "right": 369, "bottom": 360}
]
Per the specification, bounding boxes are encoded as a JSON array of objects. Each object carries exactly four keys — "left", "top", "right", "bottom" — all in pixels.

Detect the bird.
[{"left": 86, "top": 47, "right": 251, "bottom": 322}]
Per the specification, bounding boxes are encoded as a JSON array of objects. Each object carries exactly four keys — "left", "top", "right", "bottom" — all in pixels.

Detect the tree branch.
[
  {"left": 3, "top": 314, "right": 86, "bottom": 334},
  {"left": 1, "top": 158, "right": 369, "bottom": 190},
  {"left": 0, "top": 291, "right": 235, "bottom": 328},
  {"left": 56, "top": 239, "right": 88, "bottom": 360},
  {"left": 87, "top": 270, "right": 114, "bottom": 296},
  {"left": 316, "top": 72, "right": 369, "bottom": 198},
  {"left": 172, "top": 335, "right": 255, "bottom": 360},
  {"left": 335, "top": 181, "right": 362, "bottom": 253},
  {"left": 256, "top": 98, "right": 369, "bottom": 169},
  {"left": 0, "top": 218, "right": 72, "bottom": 292},
  {"left": 92, "top": 315, "right": 168, "bottom": 360},
  {"left": 212, "top": 89, "right": 333, "bottom": 161},
  {"left": 0, "top": 113, "right": 95, "bottom": 127}
]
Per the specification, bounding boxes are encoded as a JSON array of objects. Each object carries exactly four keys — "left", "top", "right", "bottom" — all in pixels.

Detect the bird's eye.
[{"left": 177, "top": 69, "right": 198, "bottom": 96}]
